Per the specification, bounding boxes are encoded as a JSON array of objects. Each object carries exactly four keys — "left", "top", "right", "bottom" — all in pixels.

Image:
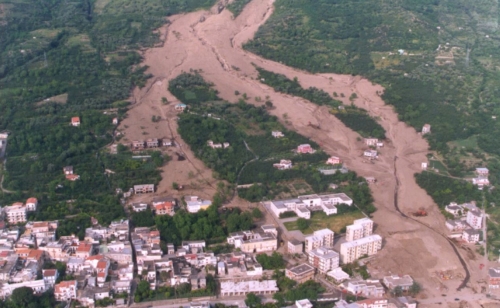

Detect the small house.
[
  {"left": 175, "top": 104, "right": 187, "bottom": 111},
  {"left": 26, "top": 198, "right": 38, "bottom": 212},
  {"left": 132, "top": 140, "right": 145, "bottom": 148},
  {"left": 365, "top": 177, "right": 376, "bottom": 183},
  {"left": 297, "top": 144, "right": 314, "bottom": 154},
  {"left": 422, "top": 124, "right": 431, "bottom": 134},
  {"left": 326, "top": 156, "right": 341, "bottom": 165},
  {"left": 273, "top": 160, "right": 292, "bottom": 170},
  {"left": 272, "top": 131, "right": 284, "bottom": 138},
  {"left": 162, "top": 139, "right": 173, "bottom": 147},
  {"left": 146, "top": 138, "right": 159, "bottom": 148},
  {"left": 63, "top": 166, "right": 74, "bottom": 175},
  {"left": 112, "top": 118, "right": 118, "bottom": 125},
  {"left": 421, "top": 162, "right": 428, "bottom": 170},
  {"left": 133, "top": 184, "right": 154, "bottom": 194},
  {"left": 476, "top": 168, "right": 489, "bottom": 176},
  {"left": 71, "top": 117, "right": 80, "bottom": 127},
  {"left": 364, "top": 138, "right": 378, "bottom": 146},
  {"left": 363, "top": 150, "right": 378, "bottom": 158},
  {"left": 223, "top": 142, "right": 230, "bottom": 148},
  {"left": 66, "top": 174, "right": 80, "bottom": 181}
]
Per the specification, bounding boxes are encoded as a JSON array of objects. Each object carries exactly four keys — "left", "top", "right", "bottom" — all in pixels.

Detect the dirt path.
[{"left": 120, "top": 0, "right": 486, "bottom": 302}]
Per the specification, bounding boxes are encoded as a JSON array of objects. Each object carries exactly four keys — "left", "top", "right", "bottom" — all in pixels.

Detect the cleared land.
[{"left": 119, "top": 0, "right": 492, "bottom": 305}]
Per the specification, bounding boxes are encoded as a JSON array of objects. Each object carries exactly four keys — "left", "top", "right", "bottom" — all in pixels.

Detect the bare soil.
[{"left": 118, "top": 0, "right": 492, "bottom": 304}]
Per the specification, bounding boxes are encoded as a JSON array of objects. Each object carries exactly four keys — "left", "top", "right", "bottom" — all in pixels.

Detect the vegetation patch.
[
  {"left": 226, "top": 0, "right": 252, "bottom": 17},
  {"left": 284, "top": 209, "right": 365, "bottom": 234}
]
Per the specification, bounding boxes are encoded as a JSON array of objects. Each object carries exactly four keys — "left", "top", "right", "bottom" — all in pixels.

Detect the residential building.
[
  {"left": 364, "top": 150, "right": 378, "bottom": 158},
  {"left": 42, "top": 269, "right": 59, "bottom": 287},
  {"left": 327, "top": 267, "right": 350, "bottom": 283},
  {"left": 296, "top": 299, "right": 313, "bottom": 308},
  {"left": 445, "top": 203, "right": 462, "bottom": 217},
  {"left": 66, "top": 174, "right": 80, "bottom": 181},
  {"left": 273, "top": 159, "right": 293, "bottom": 170},
  {"left": 346, "top": 218, "right": 373, "bottom": 242},
  {"left": 4, "top": 204, "right": 27, "bottom": 224},
  {"left": 132, "top": 140, "right": 145, "bottom": 148},
  {"left": 445, "top": 219, "right": 468, "bottom": 232},
  {"left": 132, "top": 203, "right": 148, "bottom": 212},
  {"left": 489, "top": 267, "right": 500, "bottom": 288},
  {"left": 134, "top": 184, "right": 154, "bottom": 194},
  {"left": 220, "top": 280, "right": 278, "bottom": 297},
  {"left": 63, "top": 166, "right": 73, "bottom": 175},
  {"left": 285, "top": 263, "right": 315, "bottom": 283},
  {"left": 146, "top": 138, "right": 159, "bottom": 148},
  {"left": 155, "top": 202, "right": 175, "bottom": 216},
  {"left": 422, "top": 124, "right": 431, "bottom": 134},
  {"left": 55, "top": 280, "right": 77, "bottom": 301},
  {"left": 343, "top": 278, "right": 385, "bottom": 298},
  {"left": 304, "top": 229, "right": 334, "bottom": 252},
  {"left": 25, "top": 197, "right": 38, "bottom": 211},
  {"left": 0, "top": 280, "right": 47, "bottom": 298},
  {"left": 389, "top": 297, "right": 417, "bottom": 308},
  {"left": 340, "top": 234, "right": 383, "bottom": 264},
  {"left": 472, "top": 177, "right": 490, "bottom": 189},
  {"left": 287, "top": 238, "right": 303, "bottom": 254},
  {"left": 270, "top": 193, "right": 353, "bottom": 219},
  {"left": 364, "top": 138, "right": 378, "bottom": 146},
  {"left": 272, "top": 131, "right": 284, "bottom": 138},
  {"left": 185, "top": 196, "right": 212, "bottom": 213},
  {"left": 75, "top": 242, "right": 93, "bottom": 258},
  {"left": 297, "top": 144, "right": 315, "bottom": 154},
  {"left": 112, "top": 118, "right": 118, "bottom": 125},
  {"left": 326, "top": 156, "right": 342, "bottom": 165},
  {"left": 308, "top": 247, "right": 339, "bottom": 273},
  {"left": 466, "top": 209, "right": 483, "bottom": 229},
  {"left": 175, "top": 103, "right": 187, "bottom": 111},
  {"left": 227, "top": 227, "right": 277, "bottom": 253},
  {"left": 462, "top": 229, "right": 480, "bottom": 243},
  {"left": 476, "top": 167, "right": 489, "bottom": 176},
  {"left": 382, "top": 275, "right": 414, "bottom": 291},
  {"left": 71, "top": 117, "right": 81, "bottom": 127},
  {"left": 0, "top": 252, "right": 19, "bottom": 281}
]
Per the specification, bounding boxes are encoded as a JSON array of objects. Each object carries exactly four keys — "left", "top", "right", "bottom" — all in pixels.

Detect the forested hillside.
[{"left": 0, "top": 0, "right": 215, "bottom": 227}]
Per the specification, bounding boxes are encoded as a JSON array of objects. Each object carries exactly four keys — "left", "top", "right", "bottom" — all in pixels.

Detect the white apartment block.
[
  {"left": 270, "top": 193, "right": 353, "bottom": 219},
  {"left": 3, "top": 204, "right": 27, "bottom": 224},
  {"left": 340, "top": 234, "right": 382, "bottom": 264},
  {"left": 0, "top": 280, "right": 47, "bottom": 298},
  {"left": 220, "top": 280, "right": 279, "bottom": 297},
  {"left": 304, "top": 229, "right": 334, "bottom": 252},
  {"left": 308, "top": 247, "right": 339, "bottom": 273},
  {"left": 346, "top": 218, "right": 373, "bottom": 241},
  {"left": 227, "top": 229, "right": 277, "bottom": 253},
  {"left": 54, "top": 280, "right": 77, "bottom": 301},
  {"left": 466, "top": 209, "right": 483, "bottom": 230}
]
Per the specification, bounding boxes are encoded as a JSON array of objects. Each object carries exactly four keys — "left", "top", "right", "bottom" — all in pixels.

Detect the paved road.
[
  {"left": 143, "top": 295, "right": 276, "bottom": 308},
  {"left": 417, "top": 292, "right": 499, "bottom": 305}
]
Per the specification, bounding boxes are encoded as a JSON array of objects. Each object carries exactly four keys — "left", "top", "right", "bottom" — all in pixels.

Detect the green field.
[
  {"left": 284, "top": 210, "right": 365, "bottom": 234},
  {"left": 428, "top": 159, "right": 450, "bottom": 176}
]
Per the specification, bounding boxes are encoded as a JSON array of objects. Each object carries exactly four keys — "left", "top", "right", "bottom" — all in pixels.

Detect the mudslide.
[{"left": 122, "top": 0, "right": 481, "bottom": 300}]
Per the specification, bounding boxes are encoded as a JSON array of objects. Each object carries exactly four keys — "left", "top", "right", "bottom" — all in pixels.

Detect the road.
[
  {"left": 136, "top": 295, "right": 276, "bottom": 308},
  {"left": 417, "top": 292, "right": 499, "bottom": 306}
]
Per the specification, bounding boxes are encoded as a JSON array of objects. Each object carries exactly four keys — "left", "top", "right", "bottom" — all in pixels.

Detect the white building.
[
  {"left": 54, "top": 280, "right": 77, "bottom": 301},
  {"left": 343, "top": 278, "right": 385, "bottom": 298},
  {"left": 273, "top": 159, "right": 293, "bottom": 170},
  {"left": 296, "top": 299, "right": 313, "bottom": 308},
  {"left": 0, "top": 280, "right": 47, "bottom": 298},
  {"left": 340, "top": 234, "right": 382, "bottom": 264},
  {"left": 185, "top": 196, "right": 212, "bottom": 213},
  {"left": 308, "top": 247, "right": 339, "bottom": 273},
  {"left": 327, "top": 267, "right": 350, "bottom": 282},
  {"left": 462, "top": 229, "right": 480, "bottom": 243},
  {"left": 25, "top": 198, "right": 38, "bottom": 211},
  {"left": 382, "top": 275, "right": 414, "bottom": 291},
  {"left": 364, "top": 138, "right": 378, "bottom": 146},
  {"left": 422, "top": 124, "right": 431, "bottom": 134},
  {"left": 220, "top": 280, "right": 279, "bottom": 297},
  {"left": 227, "top": 228, "right": 277, "bottom": 253},
  {"left": 466, "top": 209, "right": 483, "bottom": 229},
  {"left": 42, "top": 269, "right": 59, "bottom": 287},
  {"left": 346, "top": 218, "right": 373, "bottom": 242},
  {"left": 304, "top": 229, "right": 334, "bottom": 252},
  {"left": 270, "top": 193, "right": 353, "bottom": 219},
  {"left": 272, "top": 131, "right": 284, "bottom": 138},
  {"left": 132, "top": 203, "right": 148, "bottom": 212},
  {"left": 4, "top": 203, "right": 27, "bottom": 224},
  {"left": 364, "top": 150, "right": 378, "bottom": 158}
]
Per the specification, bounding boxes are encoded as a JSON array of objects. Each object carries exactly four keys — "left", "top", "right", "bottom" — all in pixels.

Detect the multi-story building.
[
  {"left": 340, "top": 234, "right": 382, "bottom": 264},
  {"left": 227, "top": 227, "right": 277, "bottom": 253},
  {"left": 4, "top": 204, "right": 27, "bottom": 224},
  {"left": 466, "top": 209, "right": 483, "bottom": 230},
  {"left": 155, "top": 202, "right": 175, "bottom": 216},
  {"left": 220, "top": 280, "right": 279, "bottom": 297},
  {"left": 25, "top": 198, "right": 38, "bottom": 211},
  {"left": 304, "top": 229, "right": 334, "bottom": 252},
  {"left": 308, "top": 247, "right": 339, "bottom": 273},
  {"left": 462, "top": 229, "right": 480, "bottom": 243},
  {"left": 285, "top": 263, "right": 315, "bottom": 283},
  {"left": 0, "top": 280, "right": 47, "bottom": 298},
  {"left": 54, "top": 280, "right": 77, "bottom": 301},
  {"left": 346, "top": 218, "right": 373, "bottom": 242},
  {"left": 287, "top": 238, "right": 303, "bottom": 254},
  {"left": 489, "top": 267, "right": 500, "bottom": 289},
  {"left": 382, "top": 275, "right": 414, "bottom": 291},
  {"left": 270, "top": 193, "right": 353, "bottom": 219},
  {"left": 42, "top": 269, "right": 59, "bottom": 287}
]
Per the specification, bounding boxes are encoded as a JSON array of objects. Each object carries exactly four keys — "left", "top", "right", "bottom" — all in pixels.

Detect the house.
[
  {"left": 421, "top": 162, "right": 428, "bottom": 170},
  {"left": 462, "top": 229, "right": 480, "bottom": 243},
  {"left": 132, "top": 203, "right": 148, "bottom": 212},
  {"left": 445, "top": 219, "right": 468, "bottom": 232},
  {"left": 273, "top": 159, "right": 292, "bottom": 170},
  {"left": 364, "top": 150, "right": 378, "bottom": 158},
  {"left": 134, "top": 184, "right": 154, "bottom": 194},
  {"left": 476, "top": 167, "right": 489, "bottom": 176},
  {"left": 63, "top": 166, "right": 74, "bottom": 175},
  {"left": 112, "top": 118, "right": 118, "bottom": 125},
  {"left": 445, "top": 203, "right": 462, "bottom": 216},
  {"left": 297, "top": 144, "right": 315, "bottom": 154},
  {"left": 382, "top": 275, "right": 414, "bottom": 291},
  {"left": 422, "top": 124, "right": 431, "bottom": 134},
  {"left": 227, "top": 228, "right": 278, "bottom": 253},
  {"left": 308, "top": 247, "right": 339, "bottom": 273},
  {"left": 296, "top": 299, "right": 313, "bottom": 308},
  {"left": 42, "top": 269, "right": 59, "bottom": 287},
  {"left": 66, "top": 174, "right": 80, "bottom": 181},
  {"left": 223, "top": 142, "right": 230, "bottom": 148},
  {"left": 287, "top": 238, "right": 303, "bottom": 254},
  {"left": 175, "top": 103, "right": 187, "bottom": 111},
  {"left": 376, "top": 142, "right": 384, "bottom": 147},
  {"left": 207, "top": 140, "right": 223, "bottom": 149},
  {"left": 272, "top": 131, "right": 284, "bottom": 138},
  {"left": 327, "top": 267, "right": 350, "bottom": 283},
  {"left": 285, "top": 263, "right": 315, "bottom": 283},
  {"left": 75, "top": 242, "right": 93, "bottom": 258},
  {"left": 146, "top": 138, "right": 159, "bottom": 148},
  {"left": 155, "top": 202, "right": 175, "bottom": 216},
  {"left": 220, "top": 280, "right": 279, "bottom": 297},
  {"left": 185, "top": 196, "right": 212, "bottom": 213},
  {"left": 365, "top": 177, "right": 376, "bottom": 183},
  {"left": 326, "top": 156, "right": 342, "bottom": 165},
  {"left": 26, "top": 197, "right": 38, "bottom": 211},
  {"left": 162, "top": 139, "right": 173, "bottom": 147},
  {"left": 466, "top": 209, "right": 483, "bottom": 229},
  {"left": 132, "top": 140, "right": 145, "bottom": 148},
  {"left": 4, "top": 203, "right": 27, "bottom": 224},
  {"left": 343, "top": 278, "right": 385, "bottom": 298},
  {"left": 364, "top": 138, "right": 378, "bottom": 146},
  {"left": 472, "top": 177, "right": 490, "bottom": 189},
  {"left": 489, "top": 268, "right": 500, "bottom": 288},
  {"left": 54, "top": 280, "right": 77, "bottom": 301},
  {"left": 71, "top": 117, "right": 80, "bottom": 127}
]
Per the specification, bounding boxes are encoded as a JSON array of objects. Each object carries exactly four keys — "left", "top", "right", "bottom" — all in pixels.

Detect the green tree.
[
  {"left": 296, "top": 218, "right": 309, "bottom": 231},
  {"left": 391, "top": 286, "right": 403, "bottom": 297},
  {"left": 252, "top": 208, "right": 263, "bottom": 219},
  {"left": 245, "top": 293, "right": 261, "bottom": 308},
  {"left": 409, "top": 281, "right": 421, "bottom": 295}
]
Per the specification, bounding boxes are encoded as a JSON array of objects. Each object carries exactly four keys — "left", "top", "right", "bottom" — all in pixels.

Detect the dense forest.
[
  {"left": 170, "top": 73, "right": 376, "bottom": 214},
  {"left": 0, "top": 0, "right": 217, "bottom": 229}
]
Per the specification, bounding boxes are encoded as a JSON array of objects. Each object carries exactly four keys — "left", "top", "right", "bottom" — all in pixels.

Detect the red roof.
[
  {"left": 85, "top": 254, "right": 104, "bottom": 261},
  {"left": 96, "top": 261, "right": 108, "bottom": 269},
  {"left": 66, "top": 174, "right": 80, "bottom": 181},
  {"left": 71, "top": 117, "right": 80, "bottom": 123},
  {"left": 76, "top": 242, "right": 92, "bottom": 252},
  {"left": 55, "top": 280, "right": 76, "bottom": 293},
  {"left": 27, "top": 249, "right": 44, "bottom": 260},
  {"left": 97, "top": 272, "right": 106, "bottom": 278},
  {"left": 43, "top": 269, "right": 57, "bottom": 277},
  {"left": 155, "top": 202, "right": 173, "bottom": 211},
  {"left": 26, "top": 197, "right": 37, "bottom": 204}
]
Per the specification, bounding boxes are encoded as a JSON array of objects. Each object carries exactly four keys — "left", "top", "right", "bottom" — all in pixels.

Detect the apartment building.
[
  {"left": 466, "top": 209, "right": 483, "bottom": 230},
  {"left": 340, "top": 234, "right": 382, "bottom": 264},
  {"left": 287, "top": 238, "right": 303, "bottom": 254},
  {"left": 285, "top": 263, "right": 315, "bottom": 283},
  {"left": 346, "top": 218, "right": 374, "bottom": 242},
  {"left": 54, "top": 280, "right": 77, "bottom": 301},
  {"left": 304, "top": 228, "right": 334, "bottom": 252},
  {"left": 4, "top": 204, "right": 27, "bottom": 224},
  {"left": 308, "top": 247, "right": 339, "bottom": 273},
  {"left": 227, "top": 227, "right": 277, "bottom": 253}
]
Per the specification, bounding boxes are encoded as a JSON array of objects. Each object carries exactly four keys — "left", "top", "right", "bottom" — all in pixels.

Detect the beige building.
[
  {"left": 346, "top": 218, "right": 373, "bottom": 242},
  {"left": 340, "top": 234, "right": 382, "bottom": 264},
  {"left": 304, "top": 229, "right": 334, "bottom": 252},
  {"left": 308, "top": 247, "right": 339, "bottom": 273},
  {"left": 227, "top": 226, "right": 278, "bottom": 253},
  {"left": 4, "top": 203, "right": 27, "bottom": 224},
  {"left": 285, "top": 263, "right": 315, "bottom": 283}
]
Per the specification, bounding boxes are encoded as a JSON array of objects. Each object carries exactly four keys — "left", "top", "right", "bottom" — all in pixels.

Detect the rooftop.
[
  {"left": 341, "top": 234, "right": 382, "bottom": 248},
  {"left": 287, "top": 263, "right": 315, "bottom": 275}
]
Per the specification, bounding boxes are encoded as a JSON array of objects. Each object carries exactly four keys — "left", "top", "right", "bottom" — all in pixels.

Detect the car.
[{"left": 455, "top": 298, "right": 459, "bottom": 301}]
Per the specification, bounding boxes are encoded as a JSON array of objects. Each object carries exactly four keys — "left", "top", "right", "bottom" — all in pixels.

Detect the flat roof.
[
  {"left": 340, "top": 234, "right": 382, "bottom": 248},
  {"left": 286, "top": 263, "right": 315, "bottom": 275}
]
